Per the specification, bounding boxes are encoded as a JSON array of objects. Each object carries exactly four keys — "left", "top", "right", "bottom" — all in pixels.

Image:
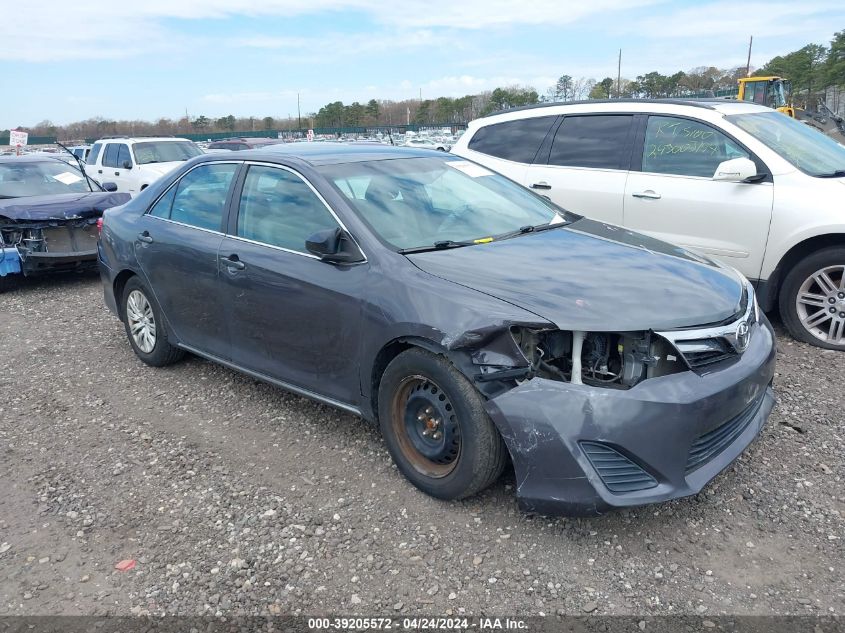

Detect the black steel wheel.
[{"left": 378, "top": 348, "right": 507, "bottom": 500}]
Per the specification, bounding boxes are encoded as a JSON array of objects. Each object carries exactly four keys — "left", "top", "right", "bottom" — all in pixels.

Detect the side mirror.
[
  {"left": 122, "top": 160, "right": 133, "bottom": 170},
  {"left": 305, "top": 227, "right": 363, "bottom": 263},
  {"left": 712, "top": 157, "right": 759, "bottom": 182},
  {"left": 102, "top": 182, "right": 118, "bottom": 192}
]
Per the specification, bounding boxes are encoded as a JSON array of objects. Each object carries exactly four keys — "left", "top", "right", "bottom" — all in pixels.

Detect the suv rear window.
[
  {"left": 549, "top": 115, "right": 634, "bottom": 170},
  {"left": 467, "top": 116, "right": 556, "bottom": 164}
]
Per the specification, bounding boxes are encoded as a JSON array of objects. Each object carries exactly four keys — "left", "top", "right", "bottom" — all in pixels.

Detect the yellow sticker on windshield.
[{"left": 473, "top": 237, "right": 494, "bottom": 244}]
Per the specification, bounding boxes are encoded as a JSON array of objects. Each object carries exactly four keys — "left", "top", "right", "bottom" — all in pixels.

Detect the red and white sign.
[
  {"left": 307, "top": 129, "right": 314, "bottom": 142},
  {"left": 9, "top": 130, "right": 28, "bottom": 147}
]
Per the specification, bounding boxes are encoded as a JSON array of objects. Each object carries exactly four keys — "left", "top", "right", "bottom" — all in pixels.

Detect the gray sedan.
[{"left": 98, "top": 144, "right": 775, "bottom": 515}]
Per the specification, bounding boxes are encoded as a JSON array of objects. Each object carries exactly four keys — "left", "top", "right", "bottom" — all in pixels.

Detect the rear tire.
[
  {"left": 121, "top": 276, "right": 185, "bottom": 366},
  {"left": 377, "top": 348, "right": 507, "bottom": 500},
  {"left": 779, "top": 247, "right": 845, "bottom": 350}
]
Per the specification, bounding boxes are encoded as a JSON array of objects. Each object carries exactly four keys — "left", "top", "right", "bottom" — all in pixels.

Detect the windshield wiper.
[
  {"left": 398, "top": 240, "right": 475, "bottom": 254},
  {"left": 815, "top": 170, "right": 845, "bottom": 178},
  {"left": 491, "top": 219, "right": 568, "bottom": 242}
]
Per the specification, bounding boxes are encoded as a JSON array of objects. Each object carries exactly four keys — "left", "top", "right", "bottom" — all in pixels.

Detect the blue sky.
[{"left": 1, "top": 0, "right": 842, "bottom": 127}]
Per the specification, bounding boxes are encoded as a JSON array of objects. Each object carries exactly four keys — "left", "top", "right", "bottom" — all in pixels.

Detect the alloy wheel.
[
  {"left": 795, "top": 265, "right": 845, "bottom": 346},
  {"left": 126, "top": 289, "right": 157, "bottom": 353}
]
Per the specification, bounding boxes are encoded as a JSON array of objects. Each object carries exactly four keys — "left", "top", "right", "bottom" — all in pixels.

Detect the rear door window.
[
  {"left": 154, "top": 163, "right": 238, "bottom": 231},
  {"left": 467, "top": 116, "right": 557, "bottom": 164},
  {"left": 641, "top": 116, "right": 750, "bottom": 178},
  {"left": 548, "top": 115, "right": 634, "bottom": 169}
]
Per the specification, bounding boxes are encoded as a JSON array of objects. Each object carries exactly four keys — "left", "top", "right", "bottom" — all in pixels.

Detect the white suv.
[
  {"left": 452, "top": 100, "right": 845, "bottom": 350},
  {"left": 86, "top": 137, "right": 202, "bottom": 196}
]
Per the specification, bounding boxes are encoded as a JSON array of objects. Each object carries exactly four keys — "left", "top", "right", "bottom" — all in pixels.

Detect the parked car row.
[{"left": 5, "top": 98, "right": 844, "bottom": 515}]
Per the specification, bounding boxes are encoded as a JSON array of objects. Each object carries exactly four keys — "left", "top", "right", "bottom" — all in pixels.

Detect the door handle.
[
  {"left": 631, "top": 190, "right": 661, "bottom": 199},
  {"left": 115, "top": 171, "right": 120, "bottom": 176},
  {"left": 98, "top": 169, "right": 103, "bottom": 174},
  {"left": 530, "top": 182, "right": 552, "bottom": 190},
  {"left": 137, "top": 231, "right": 153, "bottom": 243},
  {"left": 220, "top": 254, "right": 245, "bottom": 270}
]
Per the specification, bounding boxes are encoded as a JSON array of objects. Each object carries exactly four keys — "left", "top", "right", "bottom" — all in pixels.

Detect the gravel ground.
[{"left": 0, "top": 272, "right": 843, "bottom": 618}]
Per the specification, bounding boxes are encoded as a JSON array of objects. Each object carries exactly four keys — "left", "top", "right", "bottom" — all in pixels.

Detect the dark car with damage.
[
  {"left": 0, "top": 156, "right": 130, "bottom": 290},
  {"left": 98, "top": 144, "right": 776, "bottom": 516}
]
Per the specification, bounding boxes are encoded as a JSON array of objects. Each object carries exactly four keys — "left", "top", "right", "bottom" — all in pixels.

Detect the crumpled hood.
[
  {"left": 0, "top": 191, "right": 131, "bottom": 221},
  {"left": 407, "top": 218, "right": 745, "bottom": 332}
]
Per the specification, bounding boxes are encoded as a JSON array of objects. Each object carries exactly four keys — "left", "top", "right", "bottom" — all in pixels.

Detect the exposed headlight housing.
[{"left": 507, "top": 327, "right": 685, "bottom": 389}]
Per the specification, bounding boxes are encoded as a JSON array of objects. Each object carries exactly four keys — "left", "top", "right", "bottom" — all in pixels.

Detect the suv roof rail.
[
  {"left": 96, "top": 135, "right": 178, "bottom": 140},
  {"left": 482, "top": 98, "right": 719, "bottom": 118}
]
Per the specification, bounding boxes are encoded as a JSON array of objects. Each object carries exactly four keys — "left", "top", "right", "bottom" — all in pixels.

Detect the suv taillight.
[{"left": 96, "top": 218, "right": 104, "bottom": 235}]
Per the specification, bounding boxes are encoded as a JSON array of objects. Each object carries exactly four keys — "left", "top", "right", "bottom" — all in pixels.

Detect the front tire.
[
  {"left": 779, "top": 247, "right": 845, "bottom": 350},
  {"left": 377, "top": 348, "right": 507, "bottom": 500},
  {"left": 122, "top": 277, "right": 185, "bottom": 366}
]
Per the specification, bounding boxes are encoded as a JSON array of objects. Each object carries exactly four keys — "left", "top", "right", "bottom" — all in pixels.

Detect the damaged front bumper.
[
  {"left": 0, "top": 219, "right": 99, "bottom": 277},
  {"left": 484, "top": 318, "right": 776, "bottom": 516}
]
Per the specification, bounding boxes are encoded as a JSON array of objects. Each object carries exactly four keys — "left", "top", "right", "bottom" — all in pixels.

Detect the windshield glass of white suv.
[
  {"left": 320, "top": 156, "right": 564, "bottom": 250},
  {"left": 728, "top": 111, "right": 845, "bottom": 177},
  {"left": 0, "top": 161, "right": 92, "bottom": 198},
  {"left": 132, "top": 141, "right": 202, "bottom": 165}
]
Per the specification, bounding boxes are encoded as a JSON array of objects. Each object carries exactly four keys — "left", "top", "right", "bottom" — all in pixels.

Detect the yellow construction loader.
[{"left": 737, "top": 76, "right": 845, "bottom": 141}]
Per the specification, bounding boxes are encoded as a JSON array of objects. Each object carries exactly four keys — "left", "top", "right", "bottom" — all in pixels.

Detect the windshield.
[
  {"left": 319, "top": 157, "right": 564, "bottom": 250},
  {"left": 770, "top": 81, "right": 787, "bottom": 108},
  {"left": 728, "top": 111, "right": 845, "bottom": 177},
  {"left": 0, "top": 161, "right": 92, "bottom": 198},
  {"left": 132, "top": 141, "right": 202, "bottom": 165}
]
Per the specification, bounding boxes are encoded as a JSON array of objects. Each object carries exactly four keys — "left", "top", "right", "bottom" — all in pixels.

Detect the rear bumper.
[
  {"left": 98, "top": 255, "right": 119, "bottom": 316},
  {"left": 484, "top": 318, "right": 777, "bottom": 516}
]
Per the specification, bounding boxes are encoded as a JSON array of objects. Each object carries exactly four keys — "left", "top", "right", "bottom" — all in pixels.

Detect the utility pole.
[
  {"left": 745, "top": 36, "right": 753, "bottom": 77},
  {"left": 616, "top": 49, "right": 622, "bottom": 98},
  {"left": 297, "top": 93, "right": 302, "bottom": 131}
]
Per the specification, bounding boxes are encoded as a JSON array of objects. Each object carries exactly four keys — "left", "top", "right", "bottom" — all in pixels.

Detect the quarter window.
[
  {"left": 87, "top": 143, "right": 102, "bottom": 166},
  {"left": 236, "top": 165, "right": 339, "bottom": 253},
  {"left": 152, "top": 163, "right": 237, "bottom": 231},
  {"left": 149, "top": 186, "right": 177, "bottom": 218},
  {"left": 467, "top": 116, "right": 557, "bottom": 164},
  {"left": 642, "top": 116, "right": 750, "bottom": 178},
  {"left": 548, "top": 115, "right": 634, "bottom": 169}
]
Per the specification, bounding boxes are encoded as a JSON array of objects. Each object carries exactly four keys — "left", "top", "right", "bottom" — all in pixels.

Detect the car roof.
[
  {"left": 93, "top": 136, "right": 192, "bottom": 143},
  {"left": 235, "top": 142, "right": 442, "bottom": 166},
  {"left": 482, "top": 98, "right": 772, "bottom": 119}
]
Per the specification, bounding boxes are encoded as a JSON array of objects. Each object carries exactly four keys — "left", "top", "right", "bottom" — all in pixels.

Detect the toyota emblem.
[{"left": 735, "top": 321, "right": 751, "bottom": 352}]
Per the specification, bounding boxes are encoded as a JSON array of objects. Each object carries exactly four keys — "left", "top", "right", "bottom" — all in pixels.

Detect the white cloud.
[
  {"left": 1, "top": 0, "right": 655, "bottom": 62},
  {"left": 626, "top": 1, "right": 835, "bottom": 40}
]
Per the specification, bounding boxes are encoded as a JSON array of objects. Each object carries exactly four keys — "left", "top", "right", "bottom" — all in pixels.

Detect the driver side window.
[
  {"left": 236, "top": 165, "right": 340, "bottom": 253},
  {"left": 642, "top": 116, "right": 749, "bottom": 178}
]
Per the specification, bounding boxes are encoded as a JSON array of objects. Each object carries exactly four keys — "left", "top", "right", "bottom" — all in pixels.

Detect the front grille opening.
[
  {"left": 686, "top": 395, "right": 764, "bottom": 473},
  {"left": 580, "top": 441, "right": 658, "bottom": 493},
  {"left": 674, "top": 337, "right": 738, "bottom": 370}
]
